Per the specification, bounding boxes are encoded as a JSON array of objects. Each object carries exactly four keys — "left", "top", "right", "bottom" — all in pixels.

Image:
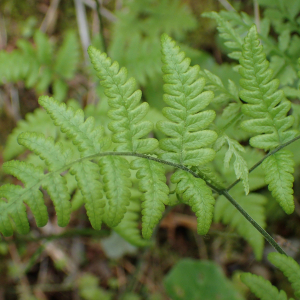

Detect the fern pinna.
[
  {"left": 241, "top": 252, "right": 300, "bottom": 300},
  {"left": 0, "top": 34, "right": 218, "bottom": 242},
  {"left": 239, "top": 25, "right": 298, "bottom": 214}
]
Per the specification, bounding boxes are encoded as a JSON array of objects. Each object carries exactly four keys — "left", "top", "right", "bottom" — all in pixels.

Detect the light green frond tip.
[
  {"left": 158, "top": 34, "right": 217, "bottom": 166},
  {"left": 202, "top": 11, "right": 243, "bottom": 60},
  {"left": 239, "top": 25, "right": 298, "bottom": 214},
  {"left": 241, "top": 273, "right": 288, "bottom": 300},
  {"left": 87, "top": 46, "right": 158, "bottom": 154},
  {"left": 239, "top": 25, "right": 298, "bottom": 150},
  {"left": 268, "top": 253, "right": 300, "bottom": 298},
  {"left": 172, "top": 170, "right": 215, "bottom": 235}
]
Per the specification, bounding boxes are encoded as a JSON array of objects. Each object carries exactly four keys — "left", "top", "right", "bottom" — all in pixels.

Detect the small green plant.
[{"left": 0, "top": 30, "right": 79, "bottom": 101}]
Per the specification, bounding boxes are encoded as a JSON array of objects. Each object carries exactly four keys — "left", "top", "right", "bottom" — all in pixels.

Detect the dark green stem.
[{"left": 220, "top": 190, "right": 287, "bottom": 255}]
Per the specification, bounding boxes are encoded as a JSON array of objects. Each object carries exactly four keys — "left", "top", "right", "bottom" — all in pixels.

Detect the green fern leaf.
[
  {"left": 39, "top": 96, "right": 110, "bottom": 156},
  {"left": 71, "top": 161, "right": 104, "bottom": 230},
  {"left": 239, "top": 25, "right": 298, "bottom": 214},
  {"left": 262, "top": 150, "right": 295, "bottom": 214},
  {"left": 268, "top": 253, "right": 300, "bottom": 298},
  {"left": 88, "top": 46, "right": 158, "bottom": 153},
  {"left": 99, "top": 156, "right": 131, "bottom": 227},
  {"left": 202, "top": 11, "right": 243, "bottom": 60},
  {"left": 42, "top": 174, "right": 71, "bottom": 227},
  {"left": 172, "top": 170, "right": 215, "bottom": 235},
  {"left": 0, "top": 185, "right": 30, "bottom": 236},
  {"left": 158, "top": 34, "right": 217, "bottom": 166},
  {"left": 131, "top": 159, "right": 169, "bottom": 239},
  {"left": 113, "top": 197, "right": 149, "bottom": 247},
  {"left": 241, "top": 273, "right": 289, "bottom": 300}
]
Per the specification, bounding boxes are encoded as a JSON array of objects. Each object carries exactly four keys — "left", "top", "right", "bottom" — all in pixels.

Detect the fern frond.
[
  {"left": 131, "top": 159, "right": 169, "bottom": 239},
  {"left": 239, "top": 25, "right": 298, "bottom": 213},
  {"left": 113, "top": 197, "right": 149, "bottom": 247},
  {"left": 241, "top": 273, "right": 289, "bottom": 300},
  {"left": 262, "top": 150, "right": 295, "bottom": 214},
  {"left": 172, "top": 170, "right": 215, "bottom": 235},
  {"left": 99, "top": 156, "right": 131, "bottom": 227},
  {"left": 202, "top": 11, "right": 243, "bottom": 60},
  {"left": 39, "top": 96, "right": 111, "bottom": 156},
  {"left": 158, "top": 34, "right": 217, "bottom": 166},
  {"left": 88, "top": 46, "right": 158, "bottom": 154},
  {"left": 214, "top": 190, "right": 266, "bottom": 259},
  {"left": 268, "top": 253, "right": 300, "bottom": 298}
]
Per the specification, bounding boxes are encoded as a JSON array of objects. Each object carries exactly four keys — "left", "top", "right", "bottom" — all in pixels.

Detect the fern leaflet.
[
  {"left": 131, "top": 159, "right": 169, "bottom": 239},
  {"left": 241, "top": 273, "right": 290, "bottom": 300},
  {"left": 172, "top": 170, "right": 215, "bottom": 235},
  {"left": 202, "top": 11, "right": 243, "bottom": 60},
  {"left": 100, "top": 156, "right": 131, "bottom": 227},
  {"left": 268, "top": 253, "right": 300, "bottom": 298}
]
